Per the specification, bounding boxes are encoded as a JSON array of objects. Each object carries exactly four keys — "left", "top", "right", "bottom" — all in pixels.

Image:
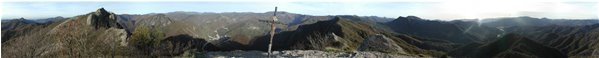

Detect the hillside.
[
  {"left": 500, "top": 24, "right": 599, "bottom": 57},
  {"left": 200, "top": 16, "right": 438, "bottom": 57},
  {"left": 385, "top": 16, "right": 480, "bottom": 52},
  {"left": 449, "top": 33, "right": 566, "bottom": 58},
  {"left": 2, "top": 8, "right": 131, "bottom": 57}
]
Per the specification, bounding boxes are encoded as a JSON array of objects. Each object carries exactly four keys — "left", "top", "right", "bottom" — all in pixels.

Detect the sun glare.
[{"left": 437, "top": 0, "right": 584, "bottom": 19}]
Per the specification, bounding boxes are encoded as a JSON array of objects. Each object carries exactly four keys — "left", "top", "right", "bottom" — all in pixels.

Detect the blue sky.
[{"left": 2, "top": 1, "right": 598, "bottom": 20}]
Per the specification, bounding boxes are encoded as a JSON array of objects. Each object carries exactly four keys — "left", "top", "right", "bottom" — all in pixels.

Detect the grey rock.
[
  {"left": 86, "top": 8, "right": 120, "bottom": 29},
  {"left": 358, "top": 34, "right": 407, "bottom": 54}
]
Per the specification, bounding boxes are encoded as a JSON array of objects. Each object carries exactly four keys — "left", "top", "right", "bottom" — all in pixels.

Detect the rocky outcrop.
[
  {"left": 102, "top": 28, "right": 129, "bottom": 46},
  {"left": 358, "top": 34, "right": 408, "bottom": 54},
  {"left": 200, "top": 50, "right": 429, "bottom": 58},
  {"left": 86, "top": 8, "right": 121, "bottom": 29}
]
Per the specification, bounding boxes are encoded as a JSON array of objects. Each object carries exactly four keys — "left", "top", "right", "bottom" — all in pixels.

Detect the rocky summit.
[{"left": 87, "top": 8, "right": 121, "bottom": 29}]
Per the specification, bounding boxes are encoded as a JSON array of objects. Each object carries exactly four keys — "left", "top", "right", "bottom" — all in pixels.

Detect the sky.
[{"left": 2, "top": 0, "right": 598, "bottom": 20}]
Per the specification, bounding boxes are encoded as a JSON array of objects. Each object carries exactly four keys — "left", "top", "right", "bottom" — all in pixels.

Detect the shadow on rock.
[{"left": 151, "top": 34, "right": 221, "bottom": 56}]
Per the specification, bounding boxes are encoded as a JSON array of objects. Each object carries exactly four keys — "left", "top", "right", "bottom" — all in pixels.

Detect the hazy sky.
[{"left": 2, "top": 0, "right": 598, "bottom": 20}]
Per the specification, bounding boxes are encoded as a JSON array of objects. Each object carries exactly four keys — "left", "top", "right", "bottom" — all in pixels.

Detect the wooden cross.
[
  {"left": 264, "top": 7, "right": 282, "bottom": 57},
  {"left": 259, "top": 6, "right": 291, "bottom": 57}
]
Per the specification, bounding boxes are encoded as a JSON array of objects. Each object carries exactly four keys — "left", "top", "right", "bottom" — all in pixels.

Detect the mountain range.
[{"left": 2, "top": 8, "right": 599, "bottom": 58}]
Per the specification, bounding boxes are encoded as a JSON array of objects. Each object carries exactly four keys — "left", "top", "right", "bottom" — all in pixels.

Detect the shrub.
[{"left": 130, "top": 26, "right": 165, "bottom": 48}]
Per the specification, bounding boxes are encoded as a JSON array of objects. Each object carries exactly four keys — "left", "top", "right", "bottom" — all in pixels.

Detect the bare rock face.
[
  {"left": 102, "top": 28, "right": 129, "bottom": 46},
  {"left": 358, "top": 34, "right": 408, "bottom": 54},
  {"left": 87, "top": 8, "right": 120, "bottom": 29}
]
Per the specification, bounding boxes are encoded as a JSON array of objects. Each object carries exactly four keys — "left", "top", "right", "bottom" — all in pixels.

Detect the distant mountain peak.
[
  {"left": 153, "top": 13, "right": 167, "bottom": 16},
  {"left": 391, "top": 16, "right": 425, "bottom": 23},
  {"left": 54, "top": 16, "right": 64, "bottom": 19},
  {"left": 11, "top": 18, "right": 36, "bottom": 23},
  {"left": 406, "top": 16, "right": 421, "bottom": 19},
  {"left": 18, "top": 17, "right": 25, "bottom": 20},
  {"left": 396, "top": 16, "right": 422, "bottom": 20}
]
